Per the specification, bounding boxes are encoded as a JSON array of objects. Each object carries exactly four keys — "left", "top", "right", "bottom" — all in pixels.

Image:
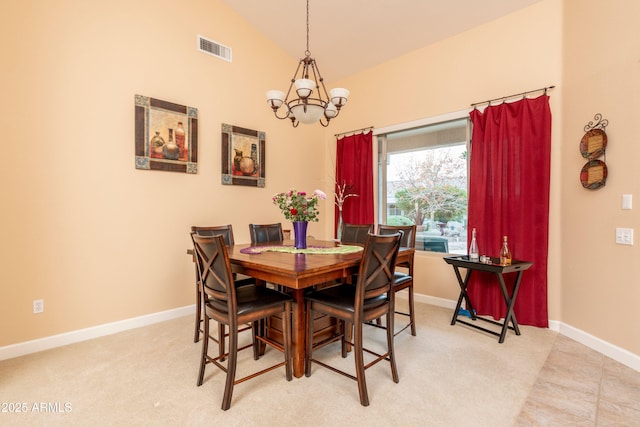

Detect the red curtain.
[
  {"left": 335, "top": 132, "right": 374, "bottom": 234},
  {"left": 467, "top": 95, "right": 551, "bottom": 327}
]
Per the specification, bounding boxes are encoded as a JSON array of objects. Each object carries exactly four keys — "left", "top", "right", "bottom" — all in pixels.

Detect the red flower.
[{"left": 290, "top": 208, "right": 298, "bottom": 215}]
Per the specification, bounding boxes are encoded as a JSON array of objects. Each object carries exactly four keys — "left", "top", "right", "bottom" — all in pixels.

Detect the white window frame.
[{"left": 373, "top": 108, "right": 471, "bottom": 252}]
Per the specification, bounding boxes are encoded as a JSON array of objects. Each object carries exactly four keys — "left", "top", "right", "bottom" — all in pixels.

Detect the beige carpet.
[{"left": 0, "top": 302, "right": 618, "bottom": 426}]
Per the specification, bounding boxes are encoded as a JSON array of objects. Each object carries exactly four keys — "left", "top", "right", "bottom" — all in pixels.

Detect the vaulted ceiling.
[{"left": 223, "top": 0, "right": 542, "bottom": 81}]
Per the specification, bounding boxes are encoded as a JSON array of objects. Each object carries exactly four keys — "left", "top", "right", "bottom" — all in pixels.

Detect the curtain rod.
[
  {"left": 334, "top": 126, "right": 374, "bottom": 138},
  {"left": 470, "top": 85, "right": 555, "bottom": 108}
]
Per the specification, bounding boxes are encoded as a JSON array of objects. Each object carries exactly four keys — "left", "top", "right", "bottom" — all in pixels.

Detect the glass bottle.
[
  {"left": 150, "top": 131, "right": 165, "bottom": 158},
  {"left": 163, "top": 128, "right": 180, "bottom": 160},
  {"left": 499, "top": 235, "right": 512, "bottom": 266},
  {"left": 469, "top": 228, "right": 479, "bottom": 261},
  {"left": 175, "top": 122, "right": 186, "bottom": 159}
]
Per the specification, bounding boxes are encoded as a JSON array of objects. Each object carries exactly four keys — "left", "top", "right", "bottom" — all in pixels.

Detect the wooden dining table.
[{"left": 227, "top": 238, "right": 414, "bottom": 378}]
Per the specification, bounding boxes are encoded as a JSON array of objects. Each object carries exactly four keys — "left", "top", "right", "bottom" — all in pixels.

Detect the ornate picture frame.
[
  {"left": 134, "top": 95, "right": 198, "bottom": 174},
  {"left": 221, "top": 123, "right": 265, "bottom": 187}
]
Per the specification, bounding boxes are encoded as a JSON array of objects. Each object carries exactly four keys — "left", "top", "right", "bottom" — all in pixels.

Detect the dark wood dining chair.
[
  {"left": 340, "top": 223, "right": 374, "bottom": 286},
  {"left": 378, "top": 224, "right": 417, "bottom": 336},
  {"left": 248, "top": 222, "right": 286, "bottom": 293},
  {"left": 340, "top": 223, "right": 374, "bottom": 246},
  {"left": 304, "top": 232, "right": 402, "bottom": 406},
  {"left": 249, "top": 223, "right": 284, "bottom": 244},
  {"left": 192, "top": 233, "right": 293, "bottom": 410},
  {"left": 190, "top": 225, "right": 253, "bottom": 346}
]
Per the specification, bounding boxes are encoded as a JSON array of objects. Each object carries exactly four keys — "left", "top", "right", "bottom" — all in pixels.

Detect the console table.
[{"left": 444, "top": 255, "right": 533, "bottom": 343}]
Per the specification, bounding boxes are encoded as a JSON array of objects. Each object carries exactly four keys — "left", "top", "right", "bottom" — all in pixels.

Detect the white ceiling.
[{"left": 223, "top": 0, "right": 542, "bottom": 82}]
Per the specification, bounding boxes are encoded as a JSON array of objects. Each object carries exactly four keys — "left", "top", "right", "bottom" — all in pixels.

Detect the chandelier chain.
[{"left": 305, "top": 0, "right": 310, "bottom": 56}]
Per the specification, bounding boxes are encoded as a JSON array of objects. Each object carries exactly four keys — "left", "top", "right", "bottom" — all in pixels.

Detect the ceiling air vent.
[{"left": 198, "top": 35, "right": 232, "bottom": 62}]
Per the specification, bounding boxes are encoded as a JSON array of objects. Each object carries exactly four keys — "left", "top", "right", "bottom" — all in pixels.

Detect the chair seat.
[
  {"left": 306, "top": 284, "right": 387, "bottom": 314},
  {"left": 209, "top": 285, "right": 292, "bottom": 315},
  {"left": 394, "top": 272, "right": 412, "bottom": 285},
  {"left": 234, "top": 274, "right": 255, "bottom": 286}
]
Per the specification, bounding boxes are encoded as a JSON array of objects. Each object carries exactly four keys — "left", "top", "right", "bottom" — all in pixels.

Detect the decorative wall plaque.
[{"left": 580, "top": 114, "right": 608, "bottom": 189}]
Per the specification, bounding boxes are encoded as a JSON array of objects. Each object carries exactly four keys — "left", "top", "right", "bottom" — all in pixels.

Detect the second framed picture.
[{"left": 221, "top": 123, "right": 265, "bottom": 187}]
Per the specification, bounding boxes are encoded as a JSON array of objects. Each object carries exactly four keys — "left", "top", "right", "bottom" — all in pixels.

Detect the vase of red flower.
[
  {"left": 272, "top": 189, "right": 327, "bottom": 249},
  {"left": 293, "top": 221, "right": 308, "bottom": 249}
]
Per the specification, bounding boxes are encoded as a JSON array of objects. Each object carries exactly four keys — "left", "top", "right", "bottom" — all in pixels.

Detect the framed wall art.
[
  {"left": 134, "top": 94, "right": 198, "bottom": 174},
  {"left": 221, "top": 123, "right": 265, "bottom": 187}
]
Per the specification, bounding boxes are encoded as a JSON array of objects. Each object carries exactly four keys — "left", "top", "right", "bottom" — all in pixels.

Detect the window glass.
[{"left": 378, "top": 118, "right": 469, "bottom": 254}]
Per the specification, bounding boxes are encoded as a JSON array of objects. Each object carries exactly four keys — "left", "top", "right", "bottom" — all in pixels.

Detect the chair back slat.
[
  {"left": 378, "top": 224, "right": 415, "bottom": 274},
  {"left": 249, "top": 223, "right": 284, "bottom": 244},
  {"left": 191, "top": 233, "right": 236, "bottom": 312},
  {"left": 378, "top": 224, "right": 416, "bottom": 249},
  {"left": 340, "top": 223, "right": 374, "bottom": 246},
  {"left": 356, "top": 232, "right": 402, "bottom": 308},
  {"left": 191, "top": 225, "right": 235, "bottom": 246}
]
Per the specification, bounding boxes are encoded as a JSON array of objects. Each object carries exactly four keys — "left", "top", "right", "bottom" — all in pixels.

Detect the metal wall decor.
[
  {"left": 221, "top": 124, "right": 265, "bottom": 187},
  {"left": 580, "top": 114, "right": 608, "bottom": 189}
]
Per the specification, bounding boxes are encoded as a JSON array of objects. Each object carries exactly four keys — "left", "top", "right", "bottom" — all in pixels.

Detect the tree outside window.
[{"left": 386, "top": 144, "right": 468, "bottom": 253}]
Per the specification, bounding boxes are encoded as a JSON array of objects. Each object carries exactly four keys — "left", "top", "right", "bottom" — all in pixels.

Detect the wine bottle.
[
  {"left": 469, "top": 228, "right": 479, "bottom": 261},
  {"left": 499, "top": 235, "right": 512, "bottom": 266},
  {"left": 175, "top": 121, "right": 186, "bottom": 159}
]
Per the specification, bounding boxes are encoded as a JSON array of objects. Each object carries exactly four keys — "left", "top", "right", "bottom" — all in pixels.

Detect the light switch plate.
[
  {"left": 622, "top": 194, "right": 632, "bottom": 210},
  {"left": 615, "top": 228, "right": 634, "bottom": 245}
]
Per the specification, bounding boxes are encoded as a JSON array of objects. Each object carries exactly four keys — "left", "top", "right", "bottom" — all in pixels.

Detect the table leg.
[
  {"left": 451, "top": 267, "right": 474, "bottom": 325},
  {"left": 496, "top": 271, "right": 523, "bottom": 343},
  {"left": 290, "top": 288, "right": 306, "bottom": 378},
  {"left": 255, "top": 279, "right": 268, "bottom": 356}
]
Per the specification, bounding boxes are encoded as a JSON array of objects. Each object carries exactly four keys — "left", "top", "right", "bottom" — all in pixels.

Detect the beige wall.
[
  {"left": 2, "top": 0, "right": 639, "bottom": 358},
  {"left": 0, "top": 0, "right": 329, "bottom": 346},
  {"left": 560, "top": 0, "right": 640, "bottom": 353}
]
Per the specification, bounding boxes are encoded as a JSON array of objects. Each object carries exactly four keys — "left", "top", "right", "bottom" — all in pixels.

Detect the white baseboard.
[
  {"left": 2, "top": 297, "right": 639, "bottom": 372},
  {"left": 0, "top": 305, "right": 195, "bottom": 361},
  {"left": 558, "top": 322, "right": 640, "bottom": 372},
  {"left": 415, "top": 293, "right": 458, "bottom": 310},
  {"left": 399, "top": 292, "right": 640, "bottom": 372}
]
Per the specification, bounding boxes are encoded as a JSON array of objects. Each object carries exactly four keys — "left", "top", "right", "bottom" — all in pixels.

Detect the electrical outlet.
[{"left": 33, "top": 299, "right": 44, "bottom": 314}]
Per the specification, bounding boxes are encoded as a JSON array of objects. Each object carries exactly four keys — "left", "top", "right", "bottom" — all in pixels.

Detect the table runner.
[{"left": 240, "top": 245, "right": 363, "bottom": 255}]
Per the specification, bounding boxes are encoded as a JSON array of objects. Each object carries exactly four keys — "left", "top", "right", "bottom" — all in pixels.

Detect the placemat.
[{"left": 240, "top": 245, "right": 363, "bottom": 255}]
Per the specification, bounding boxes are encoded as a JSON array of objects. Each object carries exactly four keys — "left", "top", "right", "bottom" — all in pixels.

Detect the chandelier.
[{"left": 266, "top": 0, "right": 349, "bottom": 127}]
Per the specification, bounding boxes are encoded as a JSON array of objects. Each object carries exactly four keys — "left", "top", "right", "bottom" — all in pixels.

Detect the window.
[{"left": 377, "top": 116, "right": 470, "bottom": 254}]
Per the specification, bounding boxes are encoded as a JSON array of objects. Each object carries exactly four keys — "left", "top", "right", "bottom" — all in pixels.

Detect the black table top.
[{"left": 443, "top": 255, "right": 533, "bottom": 274}]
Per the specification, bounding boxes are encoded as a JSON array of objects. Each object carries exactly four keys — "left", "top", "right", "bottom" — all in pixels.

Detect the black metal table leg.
[
  {"left": 450, "top": 266, "right": 475, "bottom": 325},
  {"left": 496, "top": 270, "right": 524, "bottom": 343}
]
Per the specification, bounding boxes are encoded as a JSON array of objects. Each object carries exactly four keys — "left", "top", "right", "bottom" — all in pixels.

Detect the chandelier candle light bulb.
[
  {"left": 325, "top": 102, "right": 338, "bottom": 118},
  {"left": 294, "top": 79, "right": 315, "bottom": 98},
  {"left": 266, "top": 90, "right": 285, "bottom": 109},
  {"left": 330, "top": 88, "right": 350, "bottom": 107}
]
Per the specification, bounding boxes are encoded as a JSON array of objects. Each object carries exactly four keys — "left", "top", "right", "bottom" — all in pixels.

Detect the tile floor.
[{"left": 516, "top": 334, "right": 640, "bottom": 426}]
